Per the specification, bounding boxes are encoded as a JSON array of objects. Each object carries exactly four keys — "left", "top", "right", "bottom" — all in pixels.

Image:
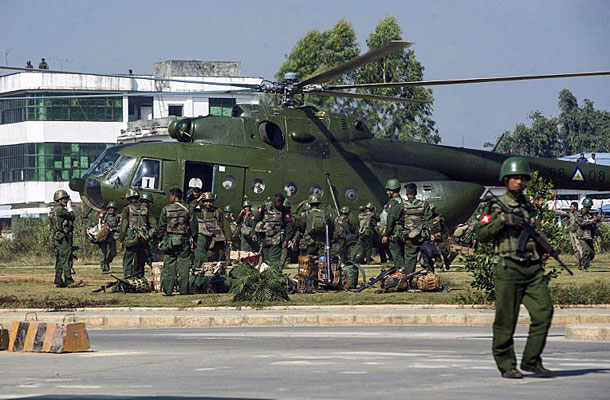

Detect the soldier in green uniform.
[
  {"left": 157, "top": 187, "right": 198, "bottom": 295},
  {"left": 351, "top": 203, "right": 379, "bottom": 264},
  {"left": 295, "top": 194, "right": 333, "bottom": 257},
  {"left": 280, "top": 198, "right": 297, "bottom": 267},
  {"left": 50, "top": 190, "right": 77, "bottom": 287},
  {"left": 332, "top": 206, "right": 355, "bottom": 261},
  {"left": 429, "top": 204, "right": 456, "bottom": 271},
  {"left": 554, "top": 202, "right": 583, "bottom": 268},
  {"left": 119, "top": 188, "right": 154, "bottom": 278},
  {"left": 139, "top": 192, "right": 158, "bottom": 269},
  {"left": 253, "top": 193, "right": 294, "bottom": 266},
  {"left": 237, "top": 200, "right": 255, "bottom": 252},
  {"left": 224, "top": 204, "right": 238, "bottom": 262},
  {"left": 97, "top": 201, "right": 120, "bottom": 274},
  {"left": 193, "top": 192, "right": 231, "bottom": 265},
  {"left": 575, "top": 198, "right": 601, "bottom": 271},
  {"left": 382, "top": 180, "right": 432, "bottom": 274},
  {"left": 476, "top": 157, "right": 554, "bottom": 379}
]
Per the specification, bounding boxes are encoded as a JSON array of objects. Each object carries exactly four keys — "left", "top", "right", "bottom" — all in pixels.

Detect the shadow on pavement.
[
  {"left": 18, "top": 396, "right": 270, "bottom": 400},
  {"left": 552, "top": 368, "right": 610, "bottom": 377}
]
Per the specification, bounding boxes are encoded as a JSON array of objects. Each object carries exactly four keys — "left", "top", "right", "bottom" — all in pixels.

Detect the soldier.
[
  {"left": 332, "top": 206, "right": 355, "bottom": 261},
  {"left": 38, "top": 58, "right": 49, "bottom": 69},
  {"left": 25, "top": 60, "right": 33, "bottom": 69},
  {"left": 237, "top": 200, "right": 256, "bottom": 252},
  {"left": 554, "top": 201, "right": 583, "bottom": 268},
  {"left": 383, "top": 180, "right": 433, "bottom": 274},
  {"left": 96, "top": 201, "right": 120, "bottom": 274},
  {"left": 253, "top": 193, "right": 294, "bottom": 266},
  {"left": 157, "top": 187, "right": 197, "bottom": 296},
  {"left": 429, "top": 204, "right": 456, "bottom": 271},
  {"left": 295, "top": 194, "right": 333, "bottom": 257},
  {"left": 381, "top": 179, "right": 405, "bottom": 270},
  {"left": 575, "top": 198, "right": 602, "bottom": 271},
  {"left": 139, "top": 192, "right": 158, "bottom": 269},
  {"left": 193, "top": 192, "right": 231, "bottom": 264},
  {"left": 50, "top": 190, "right": 77, "bottom": 287},
  {"left": 119, "top": 189, "right": 153, "bottom": 278},
  {"left": 351, "top": 203, "right": 379, "bottom": 264},
  {"left": 224, "top": 204, "right": 238, "bottom": 261},
  {"left": 280, "top": 198, "right": 297, "bottom": 266},
  {"left": 477, "top": 157, "right": 554, "bottom": 379}
]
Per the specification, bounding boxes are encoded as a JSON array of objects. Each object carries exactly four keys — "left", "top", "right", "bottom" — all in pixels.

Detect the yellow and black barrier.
[{"left": 8, "top": 314, "right": 90, "bottom": 353}]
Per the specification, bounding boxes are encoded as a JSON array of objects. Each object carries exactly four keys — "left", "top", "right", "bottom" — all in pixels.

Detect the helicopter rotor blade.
[
  {"left": 0, "top": 65, "right": 262, "bottom": 89},
  {"left": 295, "top": 40, "right": 412, "bottom": 87},
  {"left": 309, "top": 90, "right": 427, "bottom": 104},
  {"left": 324, "top": 70, "right": 610, "bottom": 90},
  {"left": 0, "top": 89, "right": 258, "bottom": 101}
]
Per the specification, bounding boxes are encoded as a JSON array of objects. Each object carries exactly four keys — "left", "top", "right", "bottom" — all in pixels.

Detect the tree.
[
  {"left": 349, "top": 16, "right": 439, "bottom": 143},
  {"left": 487, "top": 89, "right": 610, "bottom": 157}
]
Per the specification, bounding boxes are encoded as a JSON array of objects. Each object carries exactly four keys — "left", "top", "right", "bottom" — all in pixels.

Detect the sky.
[{"left": 1, "top": 0, "right": 609, "bottom": 149}]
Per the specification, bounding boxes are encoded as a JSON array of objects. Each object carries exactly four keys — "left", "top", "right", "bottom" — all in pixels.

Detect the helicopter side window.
[
  {"left": 131, "top": 158, "right": 161, "bottom": 190},
  {"left": 87, "top": 151, "right": 119, "bottom": 177},
  {"left": 284, "top": 182, "right": 298, "bottom": 197},
  {"left": 222, "top": 175, "right": 236, "bottom": 190},
  {"left": 309, "top": 185, "right": 323, "bottom": 197},
  {"left": 251, "top": 178, "right": 266, "bottom": 194},
  {"left": 106, "top": 155, "right": 136, "bottom": 187},
  {"left": 344, "top": 188, "right": 358, "bottom": 203}
]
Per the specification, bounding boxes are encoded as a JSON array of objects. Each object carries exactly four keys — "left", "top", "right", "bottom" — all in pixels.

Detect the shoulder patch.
[{"left": 480, "top": 214, "right": 491, "bottom": 225}]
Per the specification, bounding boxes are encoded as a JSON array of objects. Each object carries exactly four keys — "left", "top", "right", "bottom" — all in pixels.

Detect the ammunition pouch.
[{"left": 124, "top": 228, "right": 141, "bottom": 249}]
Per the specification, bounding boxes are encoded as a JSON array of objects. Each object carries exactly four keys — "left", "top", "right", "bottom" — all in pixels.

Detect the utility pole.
[{"left": 4, "top": 48, "right": 11, "bottom": 66}]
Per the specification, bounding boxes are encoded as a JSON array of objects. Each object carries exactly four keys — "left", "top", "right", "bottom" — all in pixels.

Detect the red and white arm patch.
[
  {"left": 480, "top": 214, "right": 491, "bottom": 225},
  {"left": 285, "top": 214, "right": 292, "bottom": 222},
  {"left": 388, "top": 202, "right": 392, "bottom": 209}
]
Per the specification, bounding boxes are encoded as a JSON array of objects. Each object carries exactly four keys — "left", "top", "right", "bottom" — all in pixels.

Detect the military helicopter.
[{"left": 8, "top": 41, "right": 610, "bottom": 226}]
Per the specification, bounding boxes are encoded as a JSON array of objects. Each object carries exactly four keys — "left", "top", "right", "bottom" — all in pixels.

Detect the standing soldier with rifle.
[
  {"left": 237, "top": 200, "right": 255, "bottom": 252},
  {"left": 97, "top": 201, "right": 120, "bottom": 274},
  {"left": 295, "top": 194, "right": 333, "bottom": 257},
  {"left": 575, "top": 198, "right": 602, "bottom": 271},
  {"left": 139, "top": 192, "right": 158, "bottom": 269},
  {"left": 476, "top": 157, "right": 555, "bottom": 379},
  {"left": 352, "top": 202, "right": 379, "bottom": 264},
  {"left": 157, "top": 187, "right": 198, "bottom": 296},
  {"left": 429, "top": 204, "right": 456, "bottom": 271},
  {"left": 50, "top": 190, "right": 78, "bottom": 288},
  {"left": 253, "top": 193, "right": 294, "bottom": 266},
  {"left": 119, "top": 189, "right": 152, "bottom": 279},
  {"left": 192, "top": 192, "right": 231, "bottom": 264},
  {"left": 554, "top": 201, "right": 583, "bottom": 268},
  {"left": 332, "top": 206, "right": 355, "bottom": 261}
]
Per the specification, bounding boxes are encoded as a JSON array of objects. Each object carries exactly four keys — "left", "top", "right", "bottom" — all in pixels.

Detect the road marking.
[
  {"left": 271, "top": 360, "right": 333, "bottom": 366},
  {"left": 78, "top": 351, "right": 147, "bottom": 357},
  {"left": 194, "top": 367, "right": 230, "bottom": 371},
  {"left": 56, "top": 385, "right": 102, "bottom": 389},
  {"left": 341, "top": 371, "right": 368, "bottom": 374}
]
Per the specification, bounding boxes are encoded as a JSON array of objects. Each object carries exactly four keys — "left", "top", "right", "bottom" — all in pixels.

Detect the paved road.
[{"left": 1, "top": 326, "right": 609, "bottom": 399}]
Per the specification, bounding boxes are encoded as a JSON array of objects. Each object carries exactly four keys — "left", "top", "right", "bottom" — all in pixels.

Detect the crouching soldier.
[
  {"left": 50, "top": 190, "right": 77, "bottom": 287},
  {"left": 158, "top": 187, "right": 197, "bottom": 296}
]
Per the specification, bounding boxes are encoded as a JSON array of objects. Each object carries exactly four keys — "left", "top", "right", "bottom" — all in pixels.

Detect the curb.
[{"left": 565, "top": 324, "right": 610, "bottom": 341}]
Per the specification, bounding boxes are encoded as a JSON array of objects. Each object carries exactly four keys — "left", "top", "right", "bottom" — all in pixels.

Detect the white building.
[{"left": 0, "top": 60, "right": 261, "bottom": 228}]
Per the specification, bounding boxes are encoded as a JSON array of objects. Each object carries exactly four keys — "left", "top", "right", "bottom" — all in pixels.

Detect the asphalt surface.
[{"left": 1, "top": 326, "right": 609, "bottom": 400}]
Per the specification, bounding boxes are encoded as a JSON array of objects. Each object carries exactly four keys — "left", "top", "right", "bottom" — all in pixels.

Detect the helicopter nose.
[{"left": 69, "top": 177, "right": 85, "bottom": 192}]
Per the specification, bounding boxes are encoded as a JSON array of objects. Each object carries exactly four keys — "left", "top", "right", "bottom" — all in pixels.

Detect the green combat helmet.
[
  {"left": 499, "top": 156, "right": 532, "bottom": 181},
  {"left": 139, "top": 193, "right": 154, "bottom": 204},
  {"left": 308, "top": 194, "right": 322, "bottom": 205},
  {"left": 201, "top": 192, "right": 216, "bottom": 201},
  {"left": 107, "top": 201, "right": 118, "bottom": 209},
  {"left": 340, "top": 206, "right": 350, "bottom": 215},
  {"left": 384, "top": 178, "right": 401, "bottom": 191},
  {"left": 283, "top": 199, "right": 292, "bottom": 208},
  {"left": 126, "top": 188, "right": 140, "bottom": 199},
  {"left": 365, "top": 202, "right": 375, "bottom": 211},
  {"left": 242, "top": 200, "right": 252, "bottom": 208},
  {"left": 53, "top": 189, "right": 70, "bottom": 202},
  {"left": 582, "top": 198, "right": 593, "bottom": 208},
  {"left": 224, "top": 205, "right": 234, "bottom": 213}
]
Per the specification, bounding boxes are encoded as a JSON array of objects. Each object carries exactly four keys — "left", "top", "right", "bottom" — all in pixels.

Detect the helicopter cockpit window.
[
  {"left": 87, "top": 151, "right": 119, "bottom": 177},
  {"left": 284, "top": 182, "right": 298, "bottom": 197},
  {"left": 309, "top": 185, "right": 323, "bottom": 197},
  {"left": 131, "top": 158, "right": 160, "bottom": 190},
  {"left": 258, "top": 121, "right": 285, "bottom": 149},
  {"left": 222, "top": 175, "right": 236, "bottom": 190},
  {"left": 106, "top": 155, "right": 136, "bottom": 187},
  {"left": 251, "top": 178, "right": 266, "bottom": 194},
  {"left": 344, "top": 188, "right": 359, "bottom": 203}
]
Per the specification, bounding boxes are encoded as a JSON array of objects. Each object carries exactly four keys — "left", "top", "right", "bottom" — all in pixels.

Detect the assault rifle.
[
  {"left": 92, "top": 274, "right": 137, "bottom": 294},
  {"left": 318, "top": 223, "right": 342, "bottom": 291},
  {"left": 356, "top": 266, "right": 398, "bottom": 292},
  {"left": 487, "top": 191, "right": 573, "bottom": 276}
]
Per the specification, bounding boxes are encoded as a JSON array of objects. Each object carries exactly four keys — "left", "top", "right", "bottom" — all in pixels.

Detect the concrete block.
[
  {"left": 140, "top": 315, "right": 176, "bottom": 328},
  {"left": 176, "top": 315, "right": 213, "bottom": 327},
  {"left": 318, "top": 314, "right": 356, "bottom": 326},
  {"left": 565, "top": 324, "right": 610, "bottom": 341},
  {"left": 105, "top": 316, "right": 141, "bottom": 328}
]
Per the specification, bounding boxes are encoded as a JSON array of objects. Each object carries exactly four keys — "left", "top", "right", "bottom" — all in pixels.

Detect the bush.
[
  {"left": 230, "top": 264, "right": 290, "bottom": 303},
  {"left": 551, "top": 282, "right": 610, "bottom": 305}
]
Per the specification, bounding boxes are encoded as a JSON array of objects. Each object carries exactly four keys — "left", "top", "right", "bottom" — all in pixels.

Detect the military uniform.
[
  {"left": 254, "top": 200, "right": 294, "bottom": 265},
  {"left": 296, "top": 195, "right": 333, "bottom": 257},
  {"left": 575, "top": 201, "right": 600, "bottom": 271},
  {"left": 332, "top": 207, "right": 355, "bottom": 260},
  {"left": 476, "top": 157, "right": 554, "bottom": 379},
  {"left": 192, "top": 193, "right": 231, "bottom": 264},
  {"left": 119, "top": 190, "right": 156, "bottom": 278},
  {"left": 237, "top": 204, "right": 256, "bottom": 252},
  {"left": 555, "top": 208, "right": 583, "bottom": 266},
  {"left": 96, "top": 204, "right": 120, "bottom": 273},
  {"left": 429, "top": 211, "right": 455, "bottom": 271},
  {"left": 50, "top": 190, "right": 76, "bottom": 287},
  {"left": 158, "top": 199, "right": 197, "bottom": 295},
  {"left": 351, "top": 205, "right": 378, "bottom": 264}
]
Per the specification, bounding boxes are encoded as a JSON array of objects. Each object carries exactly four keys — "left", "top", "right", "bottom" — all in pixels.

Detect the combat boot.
[
  {"left": 521, "top": 363, "right": 553, "bottom": 378},
  {"left": 501, "top": 368, "right": 523, "bottom": 379}
]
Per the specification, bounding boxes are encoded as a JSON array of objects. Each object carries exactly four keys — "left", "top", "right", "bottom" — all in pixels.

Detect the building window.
[
  {"left": 0, "top": 94, "right": 123, "bottom": 125},
  {"left": 0, "top": 142, "right": 112, "bottom": 183},
  {"left": 168, "top": 105, "right": 183, "bottom": 117},
  {"left": 209, "top": 98, "right": 236, "bottom": 117}
]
